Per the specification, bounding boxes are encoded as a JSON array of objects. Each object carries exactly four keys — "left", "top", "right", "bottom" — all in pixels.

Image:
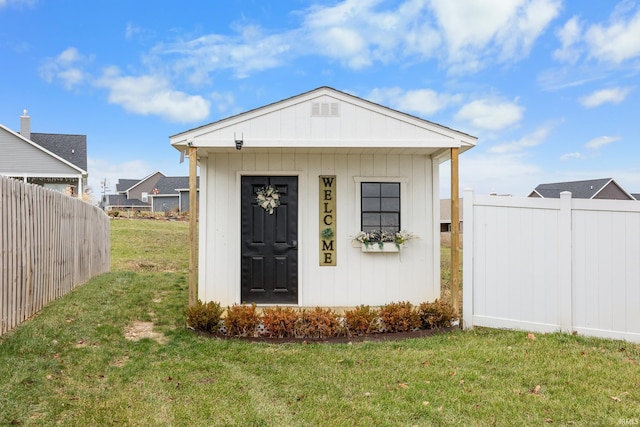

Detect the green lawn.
[{"left": 0, "top": 219, "right": 638, "bottom": 426}]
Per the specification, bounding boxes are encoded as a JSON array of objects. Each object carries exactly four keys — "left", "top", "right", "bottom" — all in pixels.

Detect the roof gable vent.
[{"left": 311, "top": 102, "right": 340, "bottom": 117}]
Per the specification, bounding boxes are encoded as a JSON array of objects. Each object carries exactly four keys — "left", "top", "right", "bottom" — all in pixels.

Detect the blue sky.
[{"left": 1, "top": 0, "right": 639, "bottom": 198}]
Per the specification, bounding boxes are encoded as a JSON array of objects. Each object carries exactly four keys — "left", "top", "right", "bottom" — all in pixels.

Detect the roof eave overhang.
[{"left": 170, "top": 139, "right": 475, "bottom": 158}]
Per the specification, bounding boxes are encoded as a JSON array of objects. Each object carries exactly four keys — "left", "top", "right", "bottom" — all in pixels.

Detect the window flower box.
[
  {"left": 360, "top": 242, "right": 401, "bottom": 253},
  {"left": 351, "top": 230, "right": 418, "bottom": 253}
]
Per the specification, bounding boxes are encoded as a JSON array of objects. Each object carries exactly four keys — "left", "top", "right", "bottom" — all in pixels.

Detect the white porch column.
[
  {"left": 77, "top": 175, "right": 83, "bottom": 197},
  {"left": 188, "top": 146, "right": 198, "bottom": 307}
]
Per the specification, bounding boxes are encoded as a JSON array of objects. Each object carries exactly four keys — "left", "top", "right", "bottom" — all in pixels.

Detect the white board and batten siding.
[
  {"left": 464, "top": 189, "right": 640, "bottom": 343},
  {"left": 199, "top": 152, "right": 440, "bottom": 307},
  {"left": 172, "top": 87, "right": 477, "bottom": 308}
]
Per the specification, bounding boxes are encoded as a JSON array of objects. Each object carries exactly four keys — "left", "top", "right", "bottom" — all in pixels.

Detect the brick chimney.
[{"left": 20, "top": 109, "right": 30, "bottom": 139}]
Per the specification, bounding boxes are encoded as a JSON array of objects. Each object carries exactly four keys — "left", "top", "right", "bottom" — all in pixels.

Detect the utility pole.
[{"left": 101, "top": 178, "right": 108, "bottom": 203}]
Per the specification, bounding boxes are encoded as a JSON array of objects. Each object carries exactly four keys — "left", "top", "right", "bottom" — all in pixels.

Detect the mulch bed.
[{"left": 193, "top": 325, "right": 459, "bottom": 344}]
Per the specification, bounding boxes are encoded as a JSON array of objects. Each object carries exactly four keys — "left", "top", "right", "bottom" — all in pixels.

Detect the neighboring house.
[
  {"left": 170, "top": 86, "right": 477, "bottom": 308},
  {"left": 0, "top": 111, "right": 88, "bottom": 196},
  {"left": 528, "top": 178, "right": 636, "bottom": 200},
  {"left": 102, "top": 172, "right": 164, "bottom": 212},
  {"left": 102, "top": 173, "right": 200, "bottom": 212},
  {"left": 440, "top": 198, "right": 463, "bottom": 233},
  {"left": 122, "top": 171, "right": 165, "bottom": 204},
  {"left": 151, "top": 176, "right": 200, "bottom": 213}
]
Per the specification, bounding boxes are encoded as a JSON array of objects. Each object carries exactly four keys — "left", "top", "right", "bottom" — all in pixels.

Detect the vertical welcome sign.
[{"left": 319, "top": 175, "right": 336, "bottom": 266}]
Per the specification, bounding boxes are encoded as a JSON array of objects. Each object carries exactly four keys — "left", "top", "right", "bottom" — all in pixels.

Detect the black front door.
[{"left": 241, "top": 176, "right": 298, "bottom": 304}]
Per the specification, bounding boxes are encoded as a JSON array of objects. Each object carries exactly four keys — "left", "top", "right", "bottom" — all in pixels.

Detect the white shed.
[{"left": 170, "top": 87, "right": 476, "bottom": 307}]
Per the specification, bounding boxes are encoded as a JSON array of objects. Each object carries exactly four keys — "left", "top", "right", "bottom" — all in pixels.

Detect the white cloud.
[
  {"left": 158, "top": 26, "right": 293, "bottom": 82},
  {"left": 0, "top": 0, "right": 36, "bottom": 8},
  {"left": 367, "top": 87, "right": 461, "bottom": 116},
  {"left": 125, "top": 22, "right": 142, "bottom": 40},
  {"left": 301, "top": 0, "right": 434, "bottom": 69},
  {"left": 39, "top": 47, "right": 89, "bottom": 89},
  {"left": 455, "top": 98, "right": 524, "bottom": 131},
  {"left": 560, "top": 152, "right": 584, "bottom": 160},
  {"left": 553, "top": 16, "right": 583, "bottom": 63},
  {"left": 585, "top": 5, "right": 640, "bottom": 63},
  {"left": 585, "top": 135, "right": 621, "bottom": 149},
  {"left": 579, "top": 87, "right": 633, "bottom": 107},
  {"left": 488, "top": 125, "right": 551, "bottom": 154},
  {"left": 441, "top": 151, "right": 543, "bottom": 196},
  {"left": 95, "top": 66, "right": 210, "bottom": 123},
  {"left": 429, "top": 0, "right": 562, "bottom": 72},
  {"left": 146, "top": 0, "right": 560, "bottom": 82},
  {"left": 209, "top": 91, "right": 237, "bottom": 115},
  {"left": 559, "top": 135, "right": 620, "bottom": 160}
]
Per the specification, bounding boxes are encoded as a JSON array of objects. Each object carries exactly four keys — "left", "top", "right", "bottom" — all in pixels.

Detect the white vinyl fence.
[
  {"left": 1, "top": 176, "right": 110, "bottom": 336},
  {"left": 463, "top": 189, "right": 640, "bottom": 343}
]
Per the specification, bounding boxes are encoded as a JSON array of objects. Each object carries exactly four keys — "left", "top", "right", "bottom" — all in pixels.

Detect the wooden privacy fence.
[
  {"left": 1, "top": 176, "right": 110, "bottom": 336},
  {"left": 463, "top": 189, "right": 640, "bottom": 343}
]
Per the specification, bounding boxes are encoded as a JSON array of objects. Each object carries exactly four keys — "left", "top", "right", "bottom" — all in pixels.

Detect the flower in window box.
[{"left": 352, "top": 229, "right": 418, "bottom": 250}]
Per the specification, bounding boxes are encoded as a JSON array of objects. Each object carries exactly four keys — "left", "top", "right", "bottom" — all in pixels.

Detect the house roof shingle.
[
  {"left": 116, "top": 179, "right": 141, "bottom": 192},
  {"left": 532, "top": 178, "right": 613, "bottom": 199},
  {"left": 531, "top": 178, "right": 635, "bottom": 200},
  {"left": 154, "top": 176, "right": 199, "bottom": 195},
  {"left": 30, "top": 132, "right": 87, "bottom": 172}
]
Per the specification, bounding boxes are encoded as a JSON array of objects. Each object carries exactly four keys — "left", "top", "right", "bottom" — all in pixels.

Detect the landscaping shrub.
[
  {"left": 418, "top": 299, "right": 458, "bottom": 329},
  {"left": 379, "top": 301, "right": 420, "bottom": 333},
  {"left": 344, "top": 305, "right": 380, "bottom": 336},
  {"left": 295, "top": 307, "right": 342, "bottom": 338},
  {"left": 225, "top": 304, "right": 261, "bottom": 337},
  {"left": 261, "top": 306, "right": 299, "bottom": 338},
  {"left": 185, "top": 300, "right": 224, "bottom": 333}
]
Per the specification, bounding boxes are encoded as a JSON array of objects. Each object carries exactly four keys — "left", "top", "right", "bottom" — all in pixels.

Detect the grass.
[{"left": 1, "top": 220, "right": 639, "bottom": 426}]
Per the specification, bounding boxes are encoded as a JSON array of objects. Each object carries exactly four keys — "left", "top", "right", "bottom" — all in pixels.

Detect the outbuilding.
[{"left": 170, "top": 87, "right": 476, "bottom": 307}]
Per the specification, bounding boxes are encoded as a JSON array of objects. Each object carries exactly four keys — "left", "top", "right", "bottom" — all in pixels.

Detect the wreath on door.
[{"left": 256, "top": 185, "right": 281, "bottom": 214}]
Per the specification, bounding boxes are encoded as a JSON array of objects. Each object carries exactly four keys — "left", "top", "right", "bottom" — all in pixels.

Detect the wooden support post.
[
  {"left": 188, "top": 146, "right": 198, "bottom": 308},
  {"left": 450, "top": 147, "right": 460, "bottom": 315}
]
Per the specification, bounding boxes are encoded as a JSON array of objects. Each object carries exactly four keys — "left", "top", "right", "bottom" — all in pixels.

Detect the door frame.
[{"left": 235, "top": 171, "right": 304, "bottom": 305}]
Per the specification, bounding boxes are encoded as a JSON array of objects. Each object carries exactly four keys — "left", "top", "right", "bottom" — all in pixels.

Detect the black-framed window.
[{"left": 361, "top": 182, "right": 400, "bottom": 232}]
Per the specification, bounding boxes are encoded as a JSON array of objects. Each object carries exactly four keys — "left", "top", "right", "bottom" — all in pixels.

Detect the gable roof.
[
  {"left": 30, "top": 132, "right": 87, "bottom": 171},
  {"left": 115, "top": 172, "right": 165, "bottom": 193},
  {"left": 116, "top": 179, "right": 142, "bottom": 193},
  {"left": 170, "top": 86, "right": 476, "bottom": 160},
  {"left": 127, "top": 171, "right": 165, "bottom": 192},
  {"left": 0, "top": 123, "right": 87, "bottom": 176},
  {"left": 531, "top": 178, "right": 635, "bottom": 200},
  {"left": 154, "top": 176, "right": 199, "bottom": 195}
]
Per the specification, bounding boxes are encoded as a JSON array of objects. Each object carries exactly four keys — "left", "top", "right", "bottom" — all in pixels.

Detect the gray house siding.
[
  {"left": 179, "top": 190, "right": 199, "bottom": 212},
  {"left": 153, "top": 196, "right": 179, "bottom": 213},
  {"left": 0, "top": 128, "right": 80, "bottom": 175},
  {"left": 594, "top": 181, "right": 632, "bottom": 200},
  {"left": 127, "top": 172, "right": 164, "bottom": 200}
]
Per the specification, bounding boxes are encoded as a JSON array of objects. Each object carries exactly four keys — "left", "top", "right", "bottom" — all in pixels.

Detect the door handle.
[{"left": 290, "top": 240, "right": 297, "bottom": 248}]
